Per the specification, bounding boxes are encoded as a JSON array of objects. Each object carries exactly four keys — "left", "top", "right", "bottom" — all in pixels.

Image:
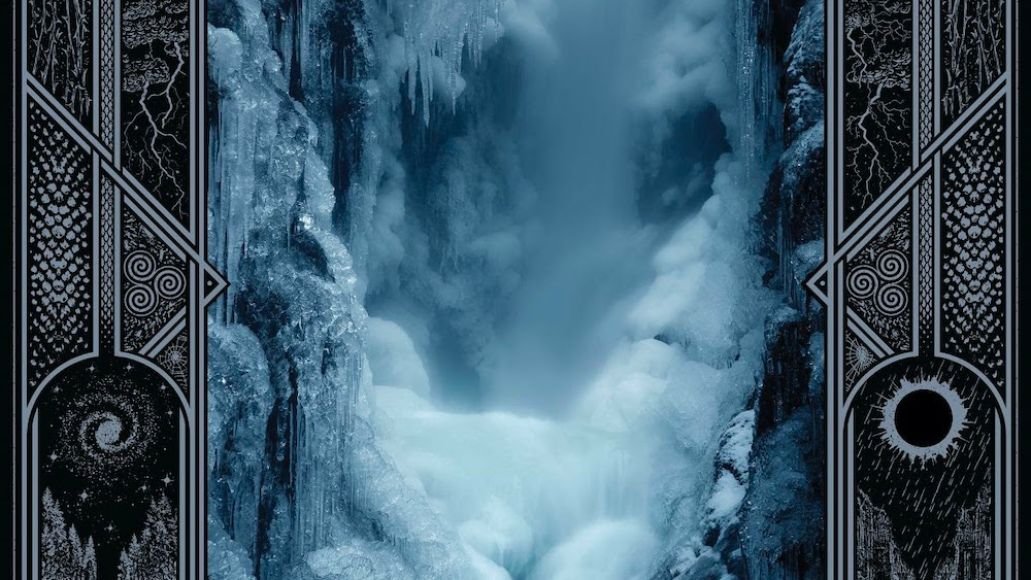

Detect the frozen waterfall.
[{"left": 206, "top": 0, "right": 784, "bottom": 578}]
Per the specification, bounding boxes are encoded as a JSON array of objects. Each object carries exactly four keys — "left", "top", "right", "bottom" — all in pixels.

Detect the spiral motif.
[
  {"left": 877, "top": 249, "right": 909, "bottom": 283},
  {"left": 80, "top": 410, "right": 137, "bottom": 454},
  {"left": 125, "top": 250, "right": 157, "bottom": 283},
  {"left": 848, "top": 247, "right": 913, "bottom": 320},
  {"left": 125, "top": 285, "right": 158, "bottom": 316},
  {"left": 43, "top": 360, "right": 178, "bottom": 487},
  {"left": 847, "top": 266, "right": 878, "bottom": 300},
  {"left": 876, "top": 284, "right": 908, "bottom": 316},
  {"left": 122, "top": 248, "right": 186, "bottom": 325},
  {"left": 154, "top": 266, "right": 186, "bottom": 299}
]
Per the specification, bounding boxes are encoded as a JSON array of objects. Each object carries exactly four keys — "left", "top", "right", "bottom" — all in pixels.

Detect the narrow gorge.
[{"left": 205, "top": 0, "right": 826, "bottom": 578}]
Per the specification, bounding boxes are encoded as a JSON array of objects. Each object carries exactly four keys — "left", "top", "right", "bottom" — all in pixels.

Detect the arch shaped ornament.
[
  {"left": 806, "top": 0, "right": 1017, "bottom": 577},
  {"left": 14, "top": 0, "right": 226, "bottom": 576}
]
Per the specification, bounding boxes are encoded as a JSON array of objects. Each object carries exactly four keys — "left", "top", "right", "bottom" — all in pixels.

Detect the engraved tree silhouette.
[
  {"left": 121, "top": 0, "right": 190, "bottom": 220},
  {"left": 41, "top": 489, "right": 98, "bottom": 580},
  {"left": 28, "top": 0, "right": 92, "bottom": 119},
  {"left": 117, "top": 495, "right": 177, "bottom": 580},
  {"left": 942, "top": 0, "right": 1004, "bottom": 121},
  {"left": 843, "top": 0, "right": 911, "bottom": 212}
]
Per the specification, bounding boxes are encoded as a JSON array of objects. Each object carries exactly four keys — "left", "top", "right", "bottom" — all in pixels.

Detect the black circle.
[{"left": 894, "top": 389, "right": 953, "bottom": 447}]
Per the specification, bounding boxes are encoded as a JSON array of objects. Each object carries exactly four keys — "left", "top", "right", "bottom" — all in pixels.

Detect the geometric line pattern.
[
  {"left": 810, "top": 0, "right": 1016, "bottom": 577},
  {"left": 16, "top": 0, "right": 223, "bottom": 576}
]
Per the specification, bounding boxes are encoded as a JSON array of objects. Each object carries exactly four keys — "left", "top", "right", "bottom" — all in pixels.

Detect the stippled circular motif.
[
  {"left": 880, "top": 377, "right": 967, "bottom": 461},
  {"left": 853, "top": 356, "right": 996, "bottom": 578},
  {"left": 36, "top": 357, "right": 181, "bottom": 576}
]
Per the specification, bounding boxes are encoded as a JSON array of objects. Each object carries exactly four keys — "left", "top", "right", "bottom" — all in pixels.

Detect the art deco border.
[
  {"left": 8, "top": 0, "right": 1019, "bottom": 578},
  {"left": 13, "top": 0, "right": 224, "bottom": 576},
  {"left": 808, "top": 0, "right": 1018, "bottom": 577}
]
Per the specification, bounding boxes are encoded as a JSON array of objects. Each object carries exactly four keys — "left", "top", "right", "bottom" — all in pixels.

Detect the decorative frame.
[
  {"left": 7, "top": 0, "right": 1019, "bottom": 577},
  {"left": 12, "top": 0, "right": 224, "bottom": 576},
  {"left": 808, "top": 0, "right": 1018, "bottom": 577}
]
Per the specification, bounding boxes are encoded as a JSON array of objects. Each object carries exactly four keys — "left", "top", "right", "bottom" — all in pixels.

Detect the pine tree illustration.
[
  {"left": 41, "top": 489, "right": 98, "bottom": 580},
  {"left": 81, "top": 537, "right": 98, "bottom": 580},
  {"left": 117, "top": 494, "right": 177, "bottom": 580}
]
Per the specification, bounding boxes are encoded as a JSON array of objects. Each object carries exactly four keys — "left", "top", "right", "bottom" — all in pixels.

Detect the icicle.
[
  {"left": 734, "top": 0, "right": 780, "bottom": 186},
  {"left": 390, "top": 0, "right": 504, "bottom": 125}
]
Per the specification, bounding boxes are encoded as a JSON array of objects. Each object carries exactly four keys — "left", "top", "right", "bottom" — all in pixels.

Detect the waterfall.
[
  {"left": 735, "top": 0, "right": 781, "bottom": 184},
  {"left": 205, "top": 0, "right": 798, "bottom": 578}
]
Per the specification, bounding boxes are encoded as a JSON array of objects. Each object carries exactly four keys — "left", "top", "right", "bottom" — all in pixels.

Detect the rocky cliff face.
[
  {"left": 742, "top": 0, "right": 825, "bottom": 576},
  {"left": 666, "top": 0, "right": 826, "bottom": 578},
  {"left": 205, "top": 1, "right": 484, "bottom": 578}
]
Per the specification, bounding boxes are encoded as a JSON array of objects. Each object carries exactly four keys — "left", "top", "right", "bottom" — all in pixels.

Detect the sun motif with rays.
[{"left": 879, "top": 377, "right": 968, "bottom": 463}]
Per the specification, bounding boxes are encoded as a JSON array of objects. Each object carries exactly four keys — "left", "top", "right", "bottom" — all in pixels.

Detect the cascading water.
[{"left": 204, "top": 0, "right": 806, "bottom": 578}]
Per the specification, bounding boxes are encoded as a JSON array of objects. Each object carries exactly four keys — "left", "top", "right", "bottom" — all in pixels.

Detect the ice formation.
[{"left": 206, "top": 0, "right": 822, "bottom": 578}]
